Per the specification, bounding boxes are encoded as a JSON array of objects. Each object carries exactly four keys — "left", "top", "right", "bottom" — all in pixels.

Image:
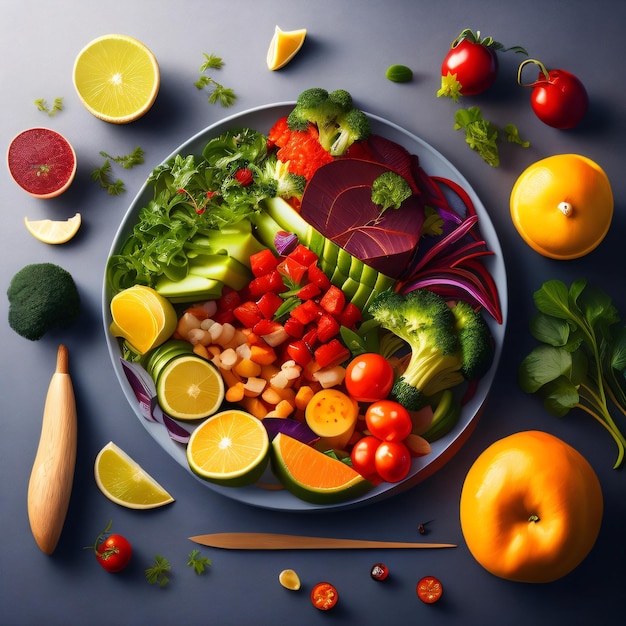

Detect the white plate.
[{"left": 103, "top": 103, "right": 508, "bottom": 511}]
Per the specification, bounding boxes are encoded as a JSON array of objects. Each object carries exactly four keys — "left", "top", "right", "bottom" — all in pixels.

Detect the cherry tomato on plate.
[
  {"left": 89, "top": 521, "right": 133, "bottom": 573},
  {"left": 365, "top": 400, "right": 413, "bottom": 442},
  {"left": 518, "top": 58, "right": 588, "bottom": 129},
  {"left": 375, "top": 440, "right": 412, "bottom": 483},
  {"left": 311, "top": 582, "right": 339, "bottom": 610},
  {"left": 344, "top": 353, "right": 394, "bottom": 402},
  {"left": 350, "top": 435, "right": 381, "bottom": 480},
  {"left": 370, "top": 563, "right": 389, "bottom": 581},
  {"left": 416, "top": 575, "right": 444, "bottom": 604}
]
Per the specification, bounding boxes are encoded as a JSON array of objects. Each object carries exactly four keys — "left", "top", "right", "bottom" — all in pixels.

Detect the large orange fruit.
[
  {"left": 460, "top": 431, "right": 603, "bottom": 583},
  {"left": 510, "top": 154, "right": 613, "bottom": 259}
]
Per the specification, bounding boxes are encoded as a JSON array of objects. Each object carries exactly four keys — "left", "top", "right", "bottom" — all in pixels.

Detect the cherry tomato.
[
  {"left": 370, "top": 563, "right": 389, "bottom": 581},
  {"left": 365, "top": 400, "right": 412, "bottom": 442},
  {"left": 344, "top": 353, "right": 394, "bottom": 402},
  {"left": 311, "top": 582, "right": 339, "bottom": 610},
  {"left": 96, "top": 534, "right": 133, "bottom": 573},
  {"left": 90, "top": 521, "right": 132, "bottom": 573},
  {"left": 441, "top": 36, "right": 498, "bottom": 97},
  {"left": 374, "top": 440, "right": 412, "bottom": 483},
  {"left": 416, "top": 575, "right": 443, "bottom": 604},
  {"left": 518, "top": 58, "right": 588, "bottom": 129},
  {"left": 350, "top": 435, "right": 381, "bottom": 479}
]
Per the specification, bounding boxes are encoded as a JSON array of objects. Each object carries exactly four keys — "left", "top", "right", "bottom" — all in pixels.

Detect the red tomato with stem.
[
  {"left": 375, "top": 440, "right": 412, "bottom": 483},
  {"left": 365, "top": 400, "right": 413, "bottom": 442},
  {"left": 438, "top": 29, "right": 526, "bottom": 100},
  {"left": 518, "top": 58, "right": 588, "bottom": 129},
  {"left": 344, "top": 353, "right": 394, "bottom": 402},
  {"left": 350, "top": 435, "right": 381, "bottom": 479},
  {"left": 89, "top": 521, "right": 133, "bottom": 573}
]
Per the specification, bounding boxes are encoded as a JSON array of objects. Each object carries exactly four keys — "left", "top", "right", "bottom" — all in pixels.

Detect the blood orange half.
[{"left": 7, "top": 128, "right": 77, "bottom": 199}]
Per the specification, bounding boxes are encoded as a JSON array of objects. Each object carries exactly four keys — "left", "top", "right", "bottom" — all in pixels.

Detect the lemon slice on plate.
[
  {"left": 95, "top": 441, "right": 174, "bottom": 509},
  {"left": 73, "top": 34, "right": 160, "bottom": 124},
  {"left": 24, "top": 213, "right": 81, "bottom": 244},
  {"left": 156, "top": 355, "right": 225, "bottom": 421},
  {"left": 266, "top": 25, "right": 307, "bottom": 70}
]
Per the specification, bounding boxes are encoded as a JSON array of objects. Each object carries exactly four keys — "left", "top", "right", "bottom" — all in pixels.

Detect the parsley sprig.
[
  {"left": 194, "top": 53, "right": 237, "bottom": 107},
  {"left": 145, "top": 554, "right": 171, "bottom": 587},
  {"left": 91, "top": 146, "right": 145, "bottom": 195},
  {"left": 187, "top": 549, "right": 212, "bottom": 575},
  {"left": 454, "top": 106, "right": 529, "bottom": 167},
  {"left": 34, "top": 97, "right": 63, "bottom": 116}
]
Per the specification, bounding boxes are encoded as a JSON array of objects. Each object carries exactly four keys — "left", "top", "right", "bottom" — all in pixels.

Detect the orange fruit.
[
  {"left": 7, "top": 128, "right": 77, "bottom": 198},
  {"left": 459, "top": 431, "right": 603, "bottom": 583},
  {"left": 271, "top": 432, "right": 372, "bottom": 504},
  {"left": 510, "top": 154, "right": 613, "bottom": 259},
  {"left": 186, "top": 409, "right": 269, "bottom": 486},
  {"left": 73, "top": 34, "right": 160, "bottom": 124},
  {"left": 266, "top": 25, "right": 307, "bottom": 70}
]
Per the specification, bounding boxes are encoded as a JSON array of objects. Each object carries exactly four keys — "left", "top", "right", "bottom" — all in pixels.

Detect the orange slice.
[
  {"left": 186, "top": 409, "right": 269, "bottom": 486},
  {"left": 266, "top": 26, "right": 307, "bottom": 70},
  {"left": 510, "top": 154, "right": 613, "bottom": 259}
]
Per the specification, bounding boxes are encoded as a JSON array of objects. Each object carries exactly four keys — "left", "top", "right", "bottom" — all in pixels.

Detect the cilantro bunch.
[{"left": 519, "top": 279, "right": 626, "bottom": 468}]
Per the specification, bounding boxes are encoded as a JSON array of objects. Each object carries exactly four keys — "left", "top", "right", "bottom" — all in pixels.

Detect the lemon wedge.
[
  {"left": 24, "top": 213, "right": 81, "bottom": 244},
  {"left": 95, "top": 441, "right": 174, "bottom": 509},
  {"left": 266, "top": 25, "right": 307, "bottom": 70}
]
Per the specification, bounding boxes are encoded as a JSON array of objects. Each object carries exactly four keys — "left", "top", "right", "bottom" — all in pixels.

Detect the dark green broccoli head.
[
  {"left": 450, "top": 300, "right": 494, "bottom": 380},
  {"left": 7, "top": 263, "right": 80, "bottom": 340}
]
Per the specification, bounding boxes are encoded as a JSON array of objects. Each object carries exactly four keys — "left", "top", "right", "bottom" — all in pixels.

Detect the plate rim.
[{"left": 102, "top": 102, "right": 508, "bottom": 512}]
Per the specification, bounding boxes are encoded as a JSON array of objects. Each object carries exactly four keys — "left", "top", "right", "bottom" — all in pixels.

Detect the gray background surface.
[{"left": 1, "top": 1, "right": 624, "bottom": 624}]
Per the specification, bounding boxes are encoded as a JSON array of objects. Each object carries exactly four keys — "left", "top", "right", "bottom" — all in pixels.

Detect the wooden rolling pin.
[{"left": 27, "top": 345, "right": 77, "bottom": 554}]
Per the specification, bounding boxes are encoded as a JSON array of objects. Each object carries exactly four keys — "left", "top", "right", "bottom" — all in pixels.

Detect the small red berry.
[
  {"left": 234, "top": 168, "right": 253, "bottom": 186},
  {"left": 370, "top": 563, "right": 389, "bottom": 581}
]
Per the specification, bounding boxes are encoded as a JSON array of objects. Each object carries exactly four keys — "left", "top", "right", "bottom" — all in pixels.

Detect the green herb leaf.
[
  {"left": 34, "top": 97, "right": 63, "bottom": 116},
  {"left": 519, "top": 279, "right": 626, "bottom": 468},
  {"left": 99, "top": 146, "right": 145, "bottom": 169},
  {"left": 195, "top": 53, "right": 236, "bottom": 108},
  {"left": 145, "top": 555, "right": 171, "bottom": 587},
  {"left": 187, "top": 549, "right": 212, "bottom": 575}
]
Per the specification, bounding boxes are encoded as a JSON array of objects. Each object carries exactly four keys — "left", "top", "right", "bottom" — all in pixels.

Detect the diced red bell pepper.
[
  {"left": 267, "top": 116, "right": 291, "bottom": 149},
  {"left": 216, "top": 287, "right": 242, "bottom": 314},
  {"left": 253, "top": 318, "right": 284, "bottom": 336},
  {"left": 339, "top": 302, "right": 363, "bottom": 329},
  {"left": 316, "top": 313, "right": 341, "bottom": 343},
  {"left": 277, "top": 256, "right": 309, "bottom": 285},
  {"left": 307, "top": 264, "right": 332, "bottom": 291},
  {"left": 288, "top": 244, "right": 318, "bottom": 267},
  {"left": 320, "top": 285, "right": 346, "bottom": 317},
  {"left": 248, "top": 270, "right": 286, "bottom": 299},
  {"left": 290, "top": 299, "right": 323, "bottom": 325},
  {"left": 249, "top": 249, "right": 279, "bottom": 277},
  {"left": 314, "top": 339, "right": 351, "bottom": 368},
  {"left": 233, "top": 301, "right": 264, "bottom": 328},
  {"left": 297, "top": 282, "right": 321, "bottom": 300},
  {"left": 286, "top": 339, "right": 313, "bottom": 367},
  {"left": 256, "top": 291, "right": 283, "bottom": 319},
  {"left": 275, "top": 125, "right": 334, "bottom": 180},
  {"left": 302, "top": 327, "right": 319, "bottom": 350},
  {"left": 284, "top": 316, "right": 305, "bottom": 339}
]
